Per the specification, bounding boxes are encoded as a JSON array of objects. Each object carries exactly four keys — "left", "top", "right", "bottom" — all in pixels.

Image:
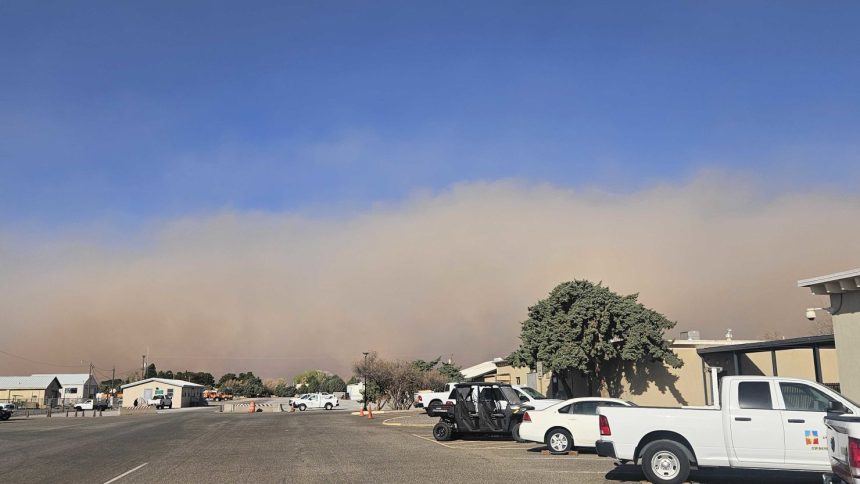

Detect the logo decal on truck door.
[{"left": 804, "top": 430, "right": 819, "bottom": 446}]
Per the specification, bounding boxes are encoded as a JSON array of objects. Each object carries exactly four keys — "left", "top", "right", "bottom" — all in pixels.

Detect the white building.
[{"left": 33, "top": 373, "right": 98, "bottom": 404}]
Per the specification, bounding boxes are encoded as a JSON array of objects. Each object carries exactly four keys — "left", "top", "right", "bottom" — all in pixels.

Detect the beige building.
[
  {"left": 474, "top": 334, "right": 840, "bottom": 407},
  {"left": 0, "top": 375, "right": 61, "bottom": 408},
  {"left": 33, "top": 373, "right": 99, "bottom": 404},
  {"left": 121, "top": 378, "right": 205, "bottom": 409},
  {"left": 800, "top": 267, "right": 860, "bottom": 402}
]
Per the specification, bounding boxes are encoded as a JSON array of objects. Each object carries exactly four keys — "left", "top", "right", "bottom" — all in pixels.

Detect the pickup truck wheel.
[
  {"left": 325, "top": 403, "right": 333, "bottom": 410},
  {"left": 545, "top": 428, "right": 573, "bottom": 452},
  {"left": 298, "top": 404, "right": 307, "bottom": 411},
  {"left": 433, "top": 422, "right": 454, "bottom": 441},
  {"left": 0, "top": 412, "right": 10, "bottom": 421},
  {"left": 426, "top": 400, "right": 442, "bottom": 415},
  {"left": 641, "top": 440, "right": 691, "bottom": 484}
]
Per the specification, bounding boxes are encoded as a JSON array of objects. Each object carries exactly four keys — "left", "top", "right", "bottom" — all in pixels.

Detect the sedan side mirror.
[{"left": 828, "top": 400, "right": 847, "bottom": 414}]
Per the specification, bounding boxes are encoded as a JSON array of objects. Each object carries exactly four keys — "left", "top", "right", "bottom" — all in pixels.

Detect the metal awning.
[{"left": 697, "top": 334, "right": 835, "bottom": 383}]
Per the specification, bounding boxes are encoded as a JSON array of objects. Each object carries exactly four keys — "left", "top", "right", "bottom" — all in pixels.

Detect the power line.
[{"left": 0, "top": 348, "right": 88, "bottom": 369}]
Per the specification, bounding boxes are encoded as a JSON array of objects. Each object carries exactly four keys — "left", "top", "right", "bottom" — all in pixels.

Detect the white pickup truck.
[
  {"left": 597, "top": 375, "right": 859, "bottom": 484},
  {"left": 825, "top": 409, "right": 860, "bottom": 483},
  {"left": 74, "top": 399, "right": 110, "bottom": 411},
  {"left": 147, "top": 395, "right": 173, "bottom": 409},
  {"left": 414, "top": 383, "right": 458, "bottom": 413},
  {"left": 292, "top": 393, "right": 339, "bottom": 411}
]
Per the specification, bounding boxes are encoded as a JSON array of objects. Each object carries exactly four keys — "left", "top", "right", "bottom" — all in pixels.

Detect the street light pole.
[{"left": 362, "top": 352, "right": 369, "bottom": 412}]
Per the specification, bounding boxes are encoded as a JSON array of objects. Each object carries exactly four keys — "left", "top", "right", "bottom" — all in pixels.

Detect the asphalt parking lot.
[{"left": 0, "top": 410, "right": 829, "bottom": 483}]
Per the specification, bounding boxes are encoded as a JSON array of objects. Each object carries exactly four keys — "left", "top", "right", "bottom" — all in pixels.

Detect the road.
[{"left": 0, "top": 410, "right": 829, "bottom": 483}]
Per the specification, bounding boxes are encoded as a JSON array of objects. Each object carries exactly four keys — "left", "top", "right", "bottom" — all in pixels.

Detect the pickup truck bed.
[{"left": 825, "top": 414, "right": 860, "bottom": 484}]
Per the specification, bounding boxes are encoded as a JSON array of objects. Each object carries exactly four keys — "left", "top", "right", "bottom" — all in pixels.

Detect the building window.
[
  {"left": 67, "top": 388, "right": 78, "bottom": 394},
  {"left": 515, "top": 377, "right": 521, "bottom": 385}
]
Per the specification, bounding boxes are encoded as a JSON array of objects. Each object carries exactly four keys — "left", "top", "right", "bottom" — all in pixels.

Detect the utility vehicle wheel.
[
  {"left": 640, "top": 439, "right": 691, "bottom": 484},
  {"left": 168, "top": 404, "right": 173, "bottom": 409},
  {"left": 298, "top": 404, "right": 307, "bottom": 411},
  {"left": 325, "top": 403, "right": 333, "bottom": 410},
  {"left": 511, "top": 423, "right": 526, "bottom": 443},
  {"left": 545, "top": 428, "right": 573, "bottom": 453},
  {"left": 0, "top": 412, "right": 10, "bottom": 421},
  {"left": 433, "top": 422, "right": 454, "bottom": 441},
  {"left": 75, "top": 406, "right": 83, "bottom": 411}
]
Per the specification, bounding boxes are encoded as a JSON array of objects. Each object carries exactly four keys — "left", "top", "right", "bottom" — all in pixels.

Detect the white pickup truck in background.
[
  {"left": 74, "top": 399, "right": 110, "bottom": 411},
  {"left": 147, "top": 395, "right": 173, "bottom": 409},
  {"left": 414, "top": 383, "right": 457, "bottom": 413},
  {"left": 597, "top": 375, "right": 859, "bottom": 484},
  {"left": 825, "top": 409, "right": 860, "bottom": 483},
  {"left": 292, "top": 392, "right": 339, "bottom": 411}
]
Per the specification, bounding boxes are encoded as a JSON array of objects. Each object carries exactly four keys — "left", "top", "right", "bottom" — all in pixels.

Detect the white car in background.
[{"left": 519, "top": 397, "right": 634, "bottom": 452}]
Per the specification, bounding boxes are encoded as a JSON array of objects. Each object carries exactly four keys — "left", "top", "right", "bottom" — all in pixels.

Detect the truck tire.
[
  {"left": 325, "top": 403, "right": 333, "bottom": 410},
  {"left": 0, "top": 412, "right": 10, "bottom": 421},
  {"left": 511, "top": 422, "right": 526, "bottom": 443},
  {"left": 545, "top": 428, "right": 573, "bottom": 452},
  {"left": 426, "top": 400, "right": 442, "bottom": 415},
  {"left": 433, "top": 422, "right": 454, "bottom": 441},
  {"left": 168, "top": 404, "right": 172, "bottom": 409},
  {"left": 640, "top": 440, "right": 691, "bottom": 484},
  {"left": 298, "top": 404, "right": 307, "bottom": 411},
  {"left": 75, "top": 406, "right": 82, "bottom": 411}
]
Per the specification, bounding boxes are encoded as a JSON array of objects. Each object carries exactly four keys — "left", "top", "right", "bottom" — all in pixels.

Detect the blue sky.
[{"left": 2, "top": 1, "right": 859, "bottom": 228}]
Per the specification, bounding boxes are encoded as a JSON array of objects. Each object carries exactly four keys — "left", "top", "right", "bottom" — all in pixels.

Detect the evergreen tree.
[{"left": 512, "top": 280, "right": 681, "bottom": 396}]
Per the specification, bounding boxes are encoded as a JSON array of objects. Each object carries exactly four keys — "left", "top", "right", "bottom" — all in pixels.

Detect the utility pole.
[{"left": 111, "top": 366, "right": 116, "bottom": 406}]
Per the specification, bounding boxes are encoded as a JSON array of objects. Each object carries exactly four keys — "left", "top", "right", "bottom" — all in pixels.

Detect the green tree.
[
  {"left": 218, "top": 373, "right": 237, "bottom": 388},
  {"left": 321, "top": 375, "right": 346, "bottom": 393},
  {"left": 411, "top": 358, "right": 441, "bottom": 373},
  {"left": 347, "top": 376, "right": 359, "bottom": 385},
  {"left": 438, "top": 361, "right": 464, "bottom": 382},
  {"left": 156, "top": 370, "right": 174, "bottom": 379},
  {"left": 512, "top": 280, "right": 682, "bottom": 396},
  {"left": 145, "top": 363, "right": 157, "bottom": 379}
]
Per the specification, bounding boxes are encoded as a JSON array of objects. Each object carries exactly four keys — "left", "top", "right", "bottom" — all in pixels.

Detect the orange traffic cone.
[
  {"left": 367, "top": 405, "right": 373, "bottom": 419},
  {"left": 249, "top": 401, "right": 256, "bottom": 413},
  {"left": 359, "top": 406, "right": 365, "bottom": 417}
]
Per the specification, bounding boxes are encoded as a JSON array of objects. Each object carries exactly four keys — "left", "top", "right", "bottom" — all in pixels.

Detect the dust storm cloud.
[{"left": 1, "top": 176, "right": 857, "bottom": 379}]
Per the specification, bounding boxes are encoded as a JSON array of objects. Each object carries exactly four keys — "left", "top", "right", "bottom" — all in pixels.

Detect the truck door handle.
[
  {"left": 787, "top": 419, "right": 805, "bottom": 423},
  {"left": 734, "top": 417, "right": 751, "bottom": 421}
]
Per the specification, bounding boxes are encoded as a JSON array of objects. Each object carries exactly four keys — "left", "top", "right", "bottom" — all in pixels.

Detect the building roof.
[
  {"left": 0, "top": 375, "right": 61, "bottom": 389},
  {"left": 798, "top": 268, "right": 860, "bottom": 295},
  {"left": 31, "top": 374, "right": 95, "bottom": 385},
  {"left": 696, "top": 334, "right": 835, "bottom": 355},
  {"left": 121, "top": 378, "right": 204, "bottom": 390}
]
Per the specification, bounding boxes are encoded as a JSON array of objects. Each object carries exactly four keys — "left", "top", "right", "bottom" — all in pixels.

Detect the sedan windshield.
[{"left": 517, "top": 387, "right": 547, "bottom": 399}]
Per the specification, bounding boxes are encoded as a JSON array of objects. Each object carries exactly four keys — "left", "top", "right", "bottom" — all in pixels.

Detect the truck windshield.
[{"left": 517, "top": 387, "right": 546, "bottom": 399}]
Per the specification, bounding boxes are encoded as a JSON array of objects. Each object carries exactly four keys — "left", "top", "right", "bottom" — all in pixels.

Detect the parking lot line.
[
  {"left": 103, "top": 462, "right": 148, "bottom": 484},
  {"left": 411, "top": 433, "right": 456, "bottom": 448}
]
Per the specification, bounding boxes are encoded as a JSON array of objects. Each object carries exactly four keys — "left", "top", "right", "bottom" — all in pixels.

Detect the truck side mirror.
[{"left": 827, "top": 400, "right": 846, "bottom": 414}]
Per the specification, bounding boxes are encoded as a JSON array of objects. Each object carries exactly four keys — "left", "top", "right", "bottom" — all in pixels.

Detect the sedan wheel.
[{"left": 546, "top": 429, "right": 573, "bottom": 453}]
